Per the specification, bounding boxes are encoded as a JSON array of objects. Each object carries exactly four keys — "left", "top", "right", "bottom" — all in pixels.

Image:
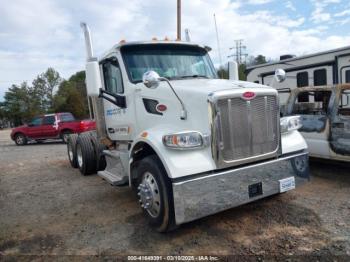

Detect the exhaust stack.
[
  {"left": 80, "top": 22, "right": 108, "bottom": 144},
  {"left": 80, "top": 22, "right": 95, "bottom": 61}
]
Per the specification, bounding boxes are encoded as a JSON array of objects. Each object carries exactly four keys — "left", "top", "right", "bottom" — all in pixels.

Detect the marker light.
[
  {"left": 163, "top": 131, "right": 208, "bottom": 149},
  {"left": 280, "top": 116, "right": 302, "bottom": 133}
]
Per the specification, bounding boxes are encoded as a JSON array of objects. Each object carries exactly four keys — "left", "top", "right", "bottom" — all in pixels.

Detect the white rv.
[{"left": 247, "top": 46, "right": 350, "bottom": 104}]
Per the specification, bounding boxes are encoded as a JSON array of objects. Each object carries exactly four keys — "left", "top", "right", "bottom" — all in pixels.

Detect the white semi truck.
[{"left": 66, "top": 23, "right": 310, "bottom": 232}]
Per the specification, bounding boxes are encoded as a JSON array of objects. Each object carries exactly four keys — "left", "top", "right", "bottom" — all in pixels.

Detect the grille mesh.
[{"left": 217, "top": 95, "right": 279, "bottom": 162}]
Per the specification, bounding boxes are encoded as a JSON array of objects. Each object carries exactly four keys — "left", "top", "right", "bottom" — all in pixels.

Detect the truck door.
[
  {"left": 330, "top": 88, "right": 350, "bottom": 156},
  {"left": 101, "top": 58, "right": 134, "bottom": 141},
  {"left": 290, "top": 90, "right": 332, "bottom": 158},
  {"left": 41, "top": 115, "right": 58, "bottom": 138},
  {"left": 26, "top": 116, "right": 44, "bottom": 138}
]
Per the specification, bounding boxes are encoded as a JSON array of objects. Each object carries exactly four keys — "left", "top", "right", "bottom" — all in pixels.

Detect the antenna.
[{"left": 213, "top": 14, "right": 223, "bottom": 67}]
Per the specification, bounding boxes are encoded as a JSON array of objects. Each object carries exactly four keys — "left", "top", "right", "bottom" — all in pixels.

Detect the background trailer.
[{"left": 246, "top": 46, "right": 350, "bottom": 104}]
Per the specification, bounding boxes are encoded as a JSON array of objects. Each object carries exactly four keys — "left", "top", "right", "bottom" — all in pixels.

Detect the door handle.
[{"left": 332, "top": 122, "right": 345, "bottom": 128}]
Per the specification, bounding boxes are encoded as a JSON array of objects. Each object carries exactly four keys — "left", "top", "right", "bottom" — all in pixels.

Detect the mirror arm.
[
  {"left": 99, "top": 88, "right": 127, "bottom": 108},
  {"left": 159, "top": 77, "right": 187, "bottom": 120}
]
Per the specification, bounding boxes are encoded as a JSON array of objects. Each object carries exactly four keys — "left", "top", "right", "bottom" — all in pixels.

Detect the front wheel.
[{"left": 136, "top": 155, "right": 176, "bottom": 232}]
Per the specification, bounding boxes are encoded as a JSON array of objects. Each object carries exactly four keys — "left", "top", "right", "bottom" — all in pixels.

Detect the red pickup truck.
[{"left": 10, "top": 112, "right": 96, "bottom": 145}]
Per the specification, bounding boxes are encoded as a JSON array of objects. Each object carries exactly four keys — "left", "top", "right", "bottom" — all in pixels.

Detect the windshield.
[{"left": 121, "top": 44, "right": 217, "bottom": 83}]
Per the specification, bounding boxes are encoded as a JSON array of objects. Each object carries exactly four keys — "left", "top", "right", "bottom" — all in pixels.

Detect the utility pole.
[
  {"left": 177, "top": 0, "right": 181, "bottom": 40},
  {"left": 228, "top": 39, "right": 248, "bottom": 64}
]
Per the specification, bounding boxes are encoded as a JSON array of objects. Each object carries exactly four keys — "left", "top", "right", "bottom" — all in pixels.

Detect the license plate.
[{"left": 279, "top": 177, "right": 295, "bottom": 193}]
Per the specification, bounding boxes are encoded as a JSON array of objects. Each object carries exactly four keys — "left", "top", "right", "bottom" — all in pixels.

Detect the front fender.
[
  {"left": 281, "top": 130, "right": 308, "bottom": 155},
  {"left": 130, "top": 126, "right": 217, "bottom": 179}
]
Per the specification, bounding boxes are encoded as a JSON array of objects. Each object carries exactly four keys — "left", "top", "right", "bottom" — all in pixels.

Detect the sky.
[{"left": 1, "top": 0, "right": 350, "bottom": 100}]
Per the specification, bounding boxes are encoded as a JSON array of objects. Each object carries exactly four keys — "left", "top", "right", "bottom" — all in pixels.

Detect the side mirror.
[
  {"left": 85, "top": 60, "right": 102, "bottom": 97},
  {"left": 274, "top": 69, "right": 286, "bottom": 83},
  {"left": 228, "top": 61, "right": 239, "bottom": 81},
  {"left": 143, "top": 71, "right": 160, "bottom": 89}
]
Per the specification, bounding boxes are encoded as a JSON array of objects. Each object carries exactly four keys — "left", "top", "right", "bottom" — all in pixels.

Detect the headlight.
[
  {"left": 280, "top": 116, "right": 302, "bottom": 133},
  {"left": 162, "top": 131, "right": 208, "bottom": 149}
]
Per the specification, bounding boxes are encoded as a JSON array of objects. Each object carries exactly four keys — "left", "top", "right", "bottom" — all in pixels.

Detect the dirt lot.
[{"left": 0, "top": 128, "right": 350, "bottom": 258}]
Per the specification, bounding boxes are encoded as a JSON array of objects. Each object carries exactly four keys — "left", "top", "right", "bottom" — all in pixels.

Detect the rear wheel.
[
  {"left": 90, "top": 134, "right": 107, "bottom": 171},
  {"left": 76, "top": 134, "right": 97, "bottom": 175},
  {"left": 67, "top": 134, "right": 78, "bottom": 168},
  {"left": 136, "top": 155, "right": 176, "bottom": 232},
  {"left": 15, "top": 133, "right": 27, "bottom": 146}
]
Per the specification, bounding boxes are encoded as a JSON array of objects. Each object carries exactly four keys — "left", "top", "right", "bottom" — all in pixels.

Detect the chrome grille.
[{"left": 216, "top": 95, "right": 279, "bottom": 164}]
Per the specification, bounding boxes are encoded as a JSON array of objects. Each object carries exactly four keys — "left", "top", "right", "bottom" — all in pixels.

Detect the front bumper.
[{"left": 172, "top": 151, "right": 309, "bottom": 225}]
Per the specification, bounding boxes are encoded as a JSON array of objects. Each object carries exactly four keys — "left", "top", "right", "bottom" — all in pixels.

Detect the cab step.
[
  {"left": 97, "top": 170, "right": 128, "bottom": 186},
  {"left": 97, "top": 149, "right": 129, "bottom": 186}
]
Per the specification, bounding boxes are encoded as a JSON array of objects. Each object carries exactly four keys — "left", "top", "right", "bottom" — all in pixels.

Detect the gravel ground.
[{"left": 0, "top": 129, "right": 349, "bottom": 259}]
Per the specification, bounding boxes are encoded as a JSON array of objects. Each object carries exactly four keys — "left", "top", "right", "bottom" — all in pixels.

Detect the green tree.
[
  {"left": 32, "top": 68, "right": 62, "bottom": 112},
  {"left": 253, "top": 55, "right": 267, "bottom": 65},
  {"left": 52, "top": 71, "right": 89, "bottom": 119},
  {"left": 3, "top": 82, "right": 40, "bottom": 126}
]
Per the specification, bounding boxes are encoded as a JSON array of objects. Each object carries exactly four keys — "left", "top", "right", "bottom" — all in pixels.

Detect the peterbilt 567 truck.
[{"left": 66, "top": 23, "right": 310, "bottom": 232}]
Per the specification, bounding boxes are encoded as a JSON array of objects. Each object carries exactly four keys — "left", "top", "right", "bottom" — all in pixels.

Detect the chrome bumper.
[{"left": 172, "top": 151, "right": 309, "bottom": 225}]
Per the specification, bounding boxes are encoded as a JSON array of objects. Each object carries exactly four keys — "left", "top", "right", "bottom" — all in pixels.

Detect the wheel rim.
[
  {"left": 68, "top": 143, "right": 74, "bottom": 162},
  {"left": 16, "top": 135, "right": 23, "bottom": 144},
  {"left": 76, "top": 144, "right": 83, "bottom": 168},
  {"left": 138, "top": 172, "right": 161, "bottom": 218}
]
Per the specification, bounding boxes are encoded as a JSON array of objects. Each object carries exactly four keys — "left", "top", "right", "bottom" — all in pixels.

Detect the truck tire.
[
  {"left": 14, "top": 133, "right": 27, "bottom": 146},
  {"left": 67, "top": 134, "right": 78, "bottom": 168},
  {"left": 61, "top": 130, "right": 72, "bottom": 143},
  {"left": 136, "top": 155, "right": 176, "bottom": 232},
  {"left": 76, "top": 134, "right": 97, "bottom": 175},
  {"left": 90, "top": 135, "right": 107, "bottom": 171}
]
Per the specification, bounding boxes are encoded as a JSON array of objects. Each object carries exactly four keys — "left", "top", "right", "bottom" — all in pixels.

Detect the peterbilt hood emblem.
[{"left": 241, "top": 91, "right": 256, "bottom": 100}]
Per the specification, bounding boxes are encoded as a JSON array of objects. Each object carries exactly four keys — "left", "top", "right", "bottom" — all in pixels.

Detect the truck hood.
[{"left": 167, "top": 78, "right": 270, "bottom": 100}]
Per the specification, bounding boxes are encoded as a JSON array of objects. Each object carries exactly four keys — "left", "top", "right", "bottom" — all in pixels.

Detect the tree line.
[
  {"left": 0, "top": 54, "right": 268, "bottom": 127},
  {"left": 0, "top": 68, "right": 90, "bottom": 127}
]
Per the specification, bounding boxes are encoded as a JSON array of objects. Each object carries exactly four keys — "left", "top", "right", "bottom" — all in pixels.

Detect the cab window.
[
  {"left": 293, "top": 91, "right": 332, "bottom": 115},
  {"left": 30, "top": 117, "right": 43, "bottom": 126},
  {"left": 60, "top": 113, "right": 75, "bottom": 122},
  {"left": 103, "top": 60, "right": 124, "bottom": 94},
  {"left": 43, "top": 116, "right": 56, "bottom": 125}
]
